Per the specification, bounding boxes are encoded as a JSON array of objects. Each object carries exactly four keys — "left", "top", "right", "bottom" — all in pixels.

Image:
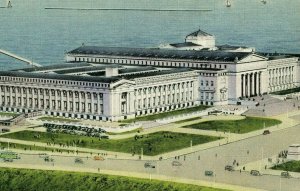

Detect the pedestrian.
[
  {"left": 243, "top": 166, "right": 245, "bottom": 170},
  {"left": 240, "top": 169, "right": 241, "bottom": 173}
]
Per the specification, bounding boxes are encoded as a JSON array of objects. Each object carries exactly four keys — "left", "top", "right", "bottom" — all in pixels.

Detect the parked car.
[
  {"left": 3, "top": 158, "right": 13, "bottom": 162},
  {"left": 263, "top": 130, "right": 270, "bottom": 135},
  {"left": 75, "top": 157, "right": 83, "bottom": 164},
  {"left": 144, "top": 162, "right": 155, "bottom": 169},
  {"left": 172, "top": 161, "right": 182, "bottom": 167},
  {"left": 225, "top": 165, "right": 234, "bottom": 171},
  {"left": 44, "top": 156, "right": 54, "bottom": 162},
  {"left": 281, "top": 171, "right": 291, "bottom": 178},
  {"left": 250, "top": 170, "right": 261, "bottom": 176},
  {"left": 205, "top": 170, "right": 214, "bottom": 176},
  {"left": 94, "top": 156, "right": 105, "bottom": 161},
  {"left": 39, "top": 153, "right": 48, "bottom": 158},
  {"left": 1, "top": 128, "right": 10, "bottom": 133}
]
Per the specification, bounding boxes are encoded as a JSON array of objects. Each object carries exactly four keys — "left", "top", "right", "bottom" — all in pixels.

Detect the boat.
[
  {"left": 261, "top": 0, "right": 267, "bottom": 4},
  {"left": 226, "top": 0, "right": 231, "bottom": 7},
  {"left": 7, "top": 0, "right": 12, "bottom": 8}
]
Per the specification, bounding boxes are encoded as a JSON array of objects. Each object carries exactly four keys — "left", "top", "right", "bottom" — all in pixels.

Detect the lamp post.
[{"left": 141, "top": 148, "right": 143, "bottom": 160}]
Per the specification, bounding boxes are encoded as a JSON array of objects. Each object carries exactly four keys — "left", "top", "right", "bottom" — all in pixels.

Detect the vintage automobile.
[
  {"left": 225, "top": 165, "right": 234, "bottom": 171},
  {"left": 281, "top": 171, "right": 291, "bottom": 178},
  {"left": 263, "top": 130, "right": 271, "bottom": 135},
  {"left": 144, "top": 162, "right": 155, "bottom": 169},
  {"left": 250, "top": 170, "right": 261, "bottom": 176},
  {"left": 205, "top": 170, "right": 214, "bottom": 176}
]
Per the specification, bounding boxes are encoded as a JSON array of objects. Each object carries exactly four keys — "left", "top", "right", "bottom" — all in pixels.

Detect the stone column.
[
  {"left": 91, "top": 92, "right": 94, "bottom": 114},
  {"left": 241, "top": 74, "right": 244, "bottom": 97},
  {"left": 26, "top": 88, "right": 30, "bottom": 109},
  {"left": 79, "top": 91, "right": 82, "bottom": 113},
  {"left": 258, "top": 72, "right": 261, "bottom": 95},
  {"left": 67, "top": 90, "right": 70, "bottom": 112},
  {"left": 72, "top": 91, "right": 75, "bottom": 113},
  {"left": 251, "top": 73, "right": 255, "bottom": 96},
  {"left": 9, "top": 86, "right": 12, "bottom": 107},
  {"left": 98, "top": 93, "right": 101, "bottom": 115},
  {"left": 256, "top": 72, "right": 259, "bottom": 96}
]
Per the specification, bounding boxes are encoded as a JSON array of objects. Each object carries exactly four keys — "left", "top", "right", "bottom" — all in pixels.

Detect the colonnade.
[
  {"left": 241, "top": 72, "right": 261, "bottom": 97},
  {"left": 0, "top": 86, "right": 104, "bottom": 115}
]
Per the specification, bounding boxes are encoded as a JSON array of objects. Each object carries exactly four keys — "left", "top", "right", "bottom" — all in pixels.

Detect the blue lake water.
[{"left": 0, "top": 0, "right": 299, "bottom": 70}]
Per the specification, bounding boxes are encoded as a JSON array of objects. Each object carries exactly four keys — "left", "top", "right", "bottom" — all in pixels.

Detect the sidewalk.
[{"left": 0, "top": 162, "right": 266, "bottom": 191}]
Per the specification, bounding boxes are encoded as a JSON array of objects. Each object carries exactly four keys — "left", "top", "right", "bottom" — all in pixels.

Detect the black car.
[
  {"left": 144, "top": 162, "right": 155, "bottom": 168},
  {"left": 263, "top": 130, "right": 270, "bottom": 135},
  {"left": 225, "top": 165, "right": 234, "bottom": 171}
]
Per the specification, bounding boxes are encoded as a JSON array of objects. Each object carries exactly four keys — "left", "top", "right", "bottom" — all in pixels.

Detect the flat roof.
[
  {"left": 54, "top": 65, "right": 118, "bottom": 74},
  {"left": 169, "top": 42, "right": 200, "bottom": 48},
  {"left": 122, "top": 68, "right": 193, "bottom": 79},
  {"left": 14, "top": 63, "right": 91, "bottom": 72},
  {"left": 68, "top": 46, "right": 252, "bottom": 62},
  {"left": 0, "top": 71, "right": 120, "bottom": 83}
]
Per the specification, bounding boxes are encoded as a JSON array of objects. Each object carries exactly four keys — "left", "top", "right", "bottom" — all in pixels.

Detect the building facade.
[
  {"left": 0, "top": 67, "right": 199, "bottom": 121},
  {"left": 66, "top": 46, "right": 300, "bottom": 104}
]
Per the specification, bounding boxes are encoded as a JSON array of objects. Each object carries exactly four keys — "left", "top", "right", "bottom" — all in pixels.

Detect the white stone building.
[
  {"left": 0, "top": 65, "right": 199, "bottom": 121},
  {"left": 159, "top": 29, "right": 255, "bottom": 52},
  {"left": 66, "top": 46, "right": 300, "bottom": 105}
]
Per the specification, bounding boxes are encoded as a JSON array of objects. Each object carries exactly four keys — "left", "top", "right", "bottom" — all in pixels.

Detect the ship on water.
[
  {"left": 226, "top": 0, "right": 231, "bottom": 7},
  {"left": 7, "top": 0, "right": 12, "bottom": 8}
]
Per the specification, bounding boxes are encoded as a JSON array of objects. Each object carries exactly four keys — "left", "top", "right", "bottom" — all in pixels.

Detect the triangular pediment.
[
  {"left": 110, "top": 79, "right": 135, "bottom": 89},
  {"left": 238, "top": 54, "right": 268, "bottom": 63}
]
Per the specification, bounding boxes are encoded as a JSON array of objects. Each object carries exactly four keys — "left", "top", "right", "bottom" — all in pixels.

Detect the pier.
[{"left": 0, "top": 49, "right": 41, "bottom": 67}]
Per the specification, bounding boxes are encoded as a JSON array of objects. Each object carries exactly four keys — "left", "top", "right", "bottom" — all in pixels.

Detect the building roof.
[
  {"left": 68, "top": 46, "right": 252, "bottom": 62},
  {"left": 186, "top": 29, "right": 213, "bottom": 37},
  {"left": 0, "top": 71, "right": 120, "bottom": 83},
  {"left": 169, "top": 42, "right": 201, "bottom": 48},
  {"left": 14, "top": 63, "right": 91, "bottom": 72},
  {"left": 122, "top": 68, "right": 193, "bottom": 79},
  {"left": 217, "top": 44, "right": 250, "bottom": 50},
  {"left": 54, "top": 64, "right": 119, "bottom": 74},
  {"left": 257, "top": 52, "right": 296, "bottom": 60}
]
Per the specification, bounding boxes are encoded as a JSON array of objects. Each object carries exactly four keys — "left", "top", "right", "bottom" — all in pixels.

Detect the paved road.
[{"left": 2, "top": 123, "right": 300, "bottom": 191}]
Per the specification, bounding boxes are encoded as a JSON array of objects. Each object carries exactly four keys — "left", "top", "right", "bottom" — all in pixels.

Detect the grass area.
[
  {"left": 272, "top": 87, "right": 300, "bottom": 95},
  {"left": 181, "top": 117, "right": 281, "bottom": 134},
  {"left": 0, "top": 112, "right": 18, "bottom": 117},
  {"left": 1, "top": 131, "right": 219, "bottom": 156},
  {"left": 174, "top": 117, "right": 202, "bottom": 124},
  {"left": 0, "top": 168, "right": 228, "bottom": 191},
  {"left": 38, "top": 116, "right": 79, "bottom": 123},
  {"left": 122, "top": 105, "right": 209, "bottom": 123},
  {"left": 106, "top": 128, "right": 143, "bottom": 135},
  {"left": 271, "top": 161, "right": 300, "bottom": 172},
  {"left": 0, "top": 142, "right": 87, "bottom": 154}
]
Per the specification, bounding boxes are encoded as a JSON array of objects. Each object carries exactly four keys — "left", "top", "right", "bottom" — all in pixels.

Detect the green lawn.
[
  {"left": 0, "top": 142, "right": 87, "bottom": 154},
  {"left": 38, "top": 116, "right": 79, "bottom": 123},
  {"left": 271, "top": 161, "right": 300, "bottom": 172},
  {"left": 181, "top": 117, "right": 281, "bottom": 134},
  {"left": 122, "top": 105, "right": 209, "bottom": 123},
  {"left": 272, "top": 87, "right": 300, "bottom": 95},
  {"left": 0, "top": 168, "right": 228, "bottom": 191},
  {"left": 1, "top": 131, "right": 219, "bottom": 156},
  {"left": 0, "top": 112, "right": 18, "bottom": 117}
]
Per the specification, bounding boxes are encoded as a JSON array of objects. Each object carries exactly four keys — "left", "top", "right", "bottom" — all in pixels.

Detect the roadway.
[{"left": 1, "top": 123, "right": 300, "bottom": 191}]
